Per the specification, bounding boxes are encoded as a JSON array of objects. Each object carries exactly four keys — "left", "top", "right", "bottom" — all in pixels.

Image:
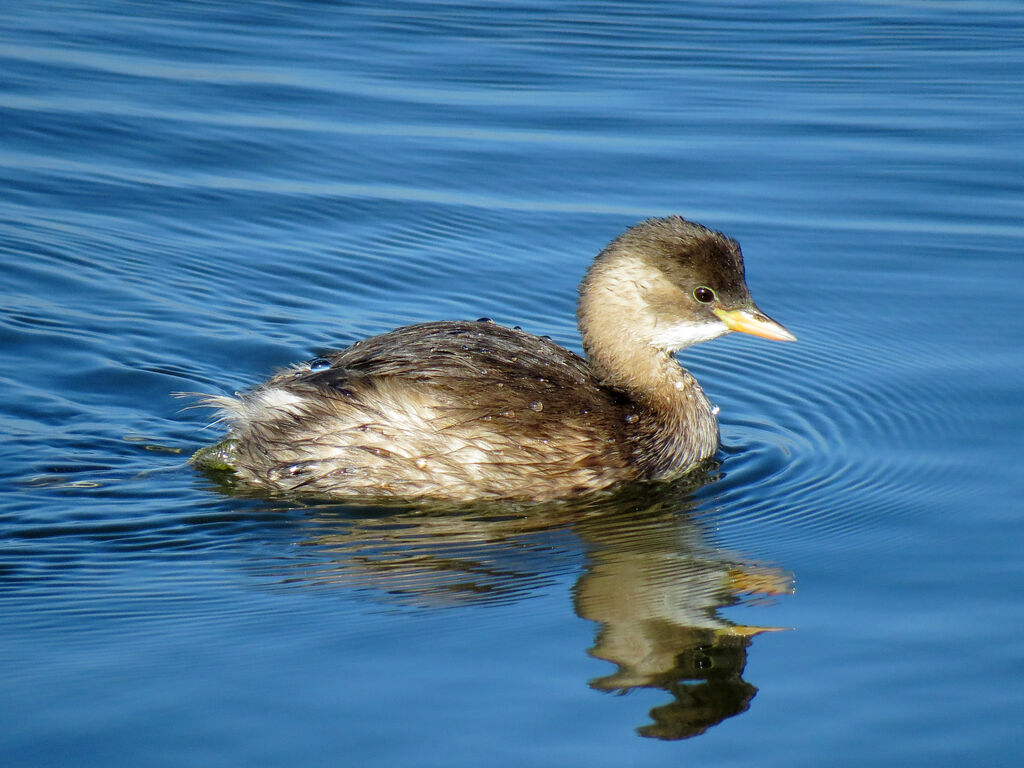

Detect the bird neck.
[
  {"left": 576, "top": 254, "right": 691, "bottom": 408},
  {"left": 577, "top": 255, "right": 720, "bottom": 474}
]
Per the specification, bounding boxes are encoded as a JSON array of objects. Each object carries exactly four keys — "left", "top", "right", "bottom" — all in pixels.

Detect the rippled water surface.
[{"left": 3, "top": 2, "right": 1023, "bottom": 766}]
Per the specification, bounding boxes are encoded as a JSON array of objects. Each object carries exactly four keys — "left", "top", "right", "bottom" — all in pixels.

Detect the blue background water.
[{"left": 2, "top": 1, "right": 1022, "bottom": 765}]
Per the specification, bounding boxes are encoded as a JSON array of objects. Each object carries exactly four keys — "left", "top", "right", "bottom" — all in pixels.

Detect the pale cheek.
[{"left": 649, "top": 320, "right": 729, "bottom": 350}]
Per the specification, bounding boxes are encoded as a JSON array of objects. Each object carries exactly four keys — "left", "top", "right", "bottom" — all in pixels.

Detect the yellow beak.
[{"left": 713, "top": 307, "right": 796, "bottom": 342}]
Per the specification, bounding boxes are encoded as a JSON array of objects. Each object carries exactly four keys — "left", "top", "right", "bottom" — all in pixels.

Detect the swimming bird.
[{"left": 195, "top": 216, "right": 795, "bottom": 501}]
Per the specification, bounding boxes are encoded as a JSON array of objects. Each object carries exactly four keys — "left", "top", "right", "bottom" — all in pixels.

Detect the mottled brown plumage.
[{"left": 195, "top": 216, "right": 795, "bottom": 501}]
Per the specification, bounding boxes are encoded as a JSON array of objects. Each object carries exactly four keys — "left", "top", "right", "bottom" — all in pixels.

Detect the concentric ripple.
[{"left": 685, "top": 304, "right": 974, "bottom": 558}]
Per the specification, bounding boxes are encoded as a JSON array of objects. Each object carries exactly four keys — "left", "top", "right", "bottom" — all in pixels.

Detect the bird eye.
[{"left": 693, "top": 286, "right": 716, "bottom": 303}]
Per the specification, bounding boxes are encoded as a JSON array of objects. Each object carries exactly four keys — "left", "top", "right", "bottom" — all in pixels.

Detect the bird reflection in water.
[
  {"left": 573, "top": 498, "right": 790, "bottom": 740},
  {"left": 222, "top": 467, "right": 792, "bottom": 739}
]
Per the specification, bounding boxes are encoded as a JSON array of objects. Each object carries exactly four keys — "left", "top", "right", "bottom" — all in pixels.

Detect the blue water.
[{"left": 2, "top": 1, "right": 1023, "bottom": 765}]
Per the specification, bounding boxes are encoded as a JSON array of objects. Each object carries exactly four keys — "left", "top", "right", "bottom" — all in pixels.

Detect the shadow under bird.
[{"left": 193, "top": 216, "right": 795, "bottom": 501}]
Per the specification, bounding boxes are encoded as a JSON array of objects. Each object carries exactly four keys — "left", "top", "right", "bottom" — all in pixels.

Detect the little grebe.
[{"left": 196, "top": 216, "right": 795, "bottom": 501}]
